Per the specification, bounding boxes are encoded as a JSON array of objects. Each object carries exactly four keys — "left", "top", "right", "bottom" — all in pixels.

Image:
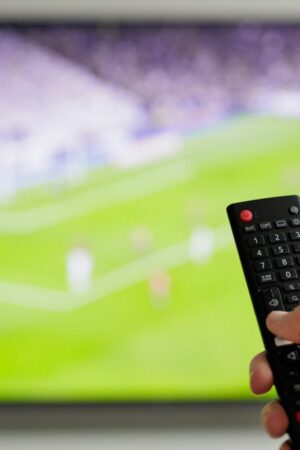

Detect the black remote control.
[{"left": 227, "top": 195, "right": 300, "bottom": 448}]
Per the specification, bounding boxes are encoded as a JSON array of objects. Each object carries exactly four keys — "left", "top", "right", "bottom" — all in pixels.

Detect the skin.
[{"left": 250, "top": 307, "right": 300, "bottom": 450}]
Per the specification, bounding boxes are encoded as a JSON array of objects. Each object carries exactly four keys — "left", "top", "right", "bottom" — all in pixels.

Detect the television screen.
[{"left": 1, "top": 23, "right": 300, "bottom": 403}]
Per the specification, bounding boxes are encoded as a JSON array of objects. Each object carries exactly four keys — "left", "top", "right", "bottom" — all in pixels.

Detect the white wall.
[{"left": 1, "top": 0, "right": 300, "bottom": 21}]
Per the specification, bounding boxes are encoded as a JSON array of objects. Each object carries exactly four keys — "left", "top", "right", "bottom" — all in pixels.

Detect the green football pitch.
[{"left": 0, "top": 114, "right": 300, "bottom": 402}]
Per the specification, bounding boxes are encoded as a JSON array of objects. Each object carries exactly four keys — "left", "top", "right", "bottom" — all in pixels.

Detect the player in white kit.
[
  {"left": 188, "top": 226, "right": 215, "bottom": 264},
  {"left": 66, "top": 243, "right": 94, "bottom": 293}
]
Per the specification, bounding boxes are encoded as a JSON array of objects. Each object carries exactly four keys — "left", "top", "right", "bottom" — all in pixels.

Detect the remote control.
[{"left": 227, "top": 195, "right": 300, "bottom": 448}]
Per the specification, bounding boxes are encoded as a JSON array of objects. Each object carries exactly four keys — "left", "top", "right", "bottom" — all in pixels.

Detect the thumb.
[{"left": 267, "top": 307, "right": 300, "bottom": 343}]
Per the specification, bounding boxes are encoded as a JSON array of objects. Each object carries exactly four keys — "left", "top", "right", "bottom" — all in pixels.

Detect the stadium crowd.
[
  {"left": 2, "top": 25, "right": 300, "bottom": 200},
  {"left": 26, "top": 24, "right": 300, "bottom": 128}
]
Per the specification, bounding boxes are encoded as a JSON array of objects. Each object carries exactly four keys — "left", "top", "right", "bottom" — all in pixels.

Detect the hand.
[{"left": 250, "top": 307, "right": 300, "bottom": 450}]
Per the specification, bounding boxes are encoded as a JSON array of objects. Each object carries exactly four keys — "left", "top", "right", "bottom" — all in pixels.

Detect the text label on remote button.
[
  {"left": 275, "top": 220, "right": 288, "bottom": 229},
  {"left": 257, "top": 273, "right": 276, "bottom": 285},
  {"left": 259, "top": 222, "right": 272, "bottom": 231},
  {"left": 243, "top": 225, "right": 256, "bottom": 234}
]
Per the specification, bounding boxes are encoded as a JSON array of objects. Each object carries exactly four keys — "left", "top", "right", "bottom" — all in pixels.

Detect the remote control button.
[
  {"left": 243, "top": 225, "right": 257, "bottom": 234},
  {"left": 240, "top": 209, "right": 253, "bottom": 222},
  {"left": 284, "top": 283, "right": 300, "bottom": 292},
  {"left": 247, "top": 236, "right": 265, "bottom": 247},
  {"left": 290, "top": 231, "right": 300, "bottom": 241},
  {"left": 291, "top": 384, "right": 300, "bottom": 394},
  {"left": 291, "top": 218, "right": 300, "bottom": 227},
  {"left": 259, "top": 222, "right": 272, "bottom": 231},
  {"left": 294, "top": 244, "right": 300, "bottom": 253},
  {"left": 272, "top": 244, "right": 290, "bottom": 256},
  {"left": 275, "top": 337, "right": 293, "bottom": 347},
  {"left": 279, "top": 269, "right": 298, "bottom": 281},
  {"left": 286, "top": 293, "right": 300, "bottom": 304},
  {"left": 288, "top": 369, "right": 300, "bottom": 379},
  {"left": 254, "top": 260, "right": 272, "bottom": 272},
  {"left": 275, "top": 219, "right": 288, "bottom": 229},
  {"left": 250, "top": 248, "right": 269, "bottom": 259},
  {"left": 275, "top": 256, "right": 294, "bottom": 268},
  {"left": 281, "top": 347, "right": 299, "bottom": 364},
  {"left": 289, "top": 206, "right": 299, "bottom": 215},
  {"left": 257, "top": 273, "right": 276, "bottom": 285},
  {"left": 268, "top": 232, "right": 286, "bottom": 244},
  {"left": 262, "top": 287, "right": 284, "bottom": 311}
]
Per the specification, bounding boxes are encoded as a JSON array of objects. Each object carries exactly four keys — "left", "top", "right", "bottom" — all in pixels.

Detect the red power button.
[{"left": 240, "top": 209, "right": 253, "bottom": 222}]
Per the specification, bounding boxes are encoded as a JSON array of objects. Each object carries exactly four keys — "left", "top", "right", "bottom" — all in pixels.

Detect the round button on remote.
[
  {"left": 289, "top": 206, "right": 299, "bottom": 215},
  {"left": 240, "top": 209, "right": 253, "bottom": 222}
]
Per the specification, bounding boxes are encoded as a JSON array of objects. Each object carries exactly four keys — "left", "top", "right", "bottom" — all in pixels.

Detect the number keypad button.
[
  {"left": 254, "top": 260, "right": 272, "bottom": 272},
  {"left": 268, "top": 232, "right": 286, "bottom": 244},
  {"left": 290, "top": 231, "right": 300, "bottom": 241},
  {"left": 250, "top": 248, "right": 269, "bottom": 259},
  {"left": 279, "top": 269, "right": 299, "bottom": 281},
  {"left": 275, "top": 257, "right": 294, "bottom": 268},
  {"left": 272, "top": 244, "right": 290, "bottom": 256},
  {"left": 247, "top": 236, "right": 265, "bottom": 247}
]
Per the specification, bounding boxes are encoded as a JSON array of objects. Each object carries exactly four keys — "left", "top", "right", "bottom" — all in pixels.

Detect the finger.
[
  {"left": 249, "top": 352, "right": 273, "bottom": 395},
  {"left": 267, "top": 307, "right": 300, "bottom": 343},
  {"left": 279, "top": 440, "right": 292, "bottom": 450},
  {"left": 262, "top": 401, "right": 289, "bottom": 438}
]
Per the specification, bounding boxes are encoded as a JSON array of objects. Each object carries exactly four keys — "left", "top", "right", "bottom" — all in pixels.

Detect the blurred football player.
[
  {"left": 148, "top": 270, "right": 172, "bottom": 309},
  {"left": 188, "top": 226, "right": 215, "bottom": 264},
  {"left": 130, "top": 226, "right": 154, "bottom": 254},
  {"left": 66, "top": 242, "right": 94, "bottom": 293}
]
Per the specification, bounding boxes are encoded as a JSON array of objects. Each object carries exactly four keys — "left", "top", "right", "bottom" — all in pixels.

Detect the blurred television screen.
[{"left": 1, "top": 23, "right": 300, "bottom": 402}]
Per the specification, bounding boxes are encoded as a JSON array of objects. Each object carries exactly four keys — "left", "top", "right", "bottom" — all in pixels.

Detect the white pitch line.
[
  {"left": 0, "top": 225, "right": 232, "bottom": 312},
  {"left": 0, "top": 161, "right": 193, "bottom": 234}
]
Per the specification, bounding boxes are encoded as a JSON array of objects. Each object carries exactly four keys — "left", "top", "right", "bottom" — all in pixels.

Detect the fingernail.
[{"left": 261, "top": 403, "right": 271, "bottom": 424}]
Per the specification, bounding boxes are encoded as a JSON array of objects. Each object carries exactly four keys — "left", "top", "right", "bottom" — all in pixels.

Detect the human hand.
[{"left": 250, "top": 308, "right": 300, "bottom": 449}]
